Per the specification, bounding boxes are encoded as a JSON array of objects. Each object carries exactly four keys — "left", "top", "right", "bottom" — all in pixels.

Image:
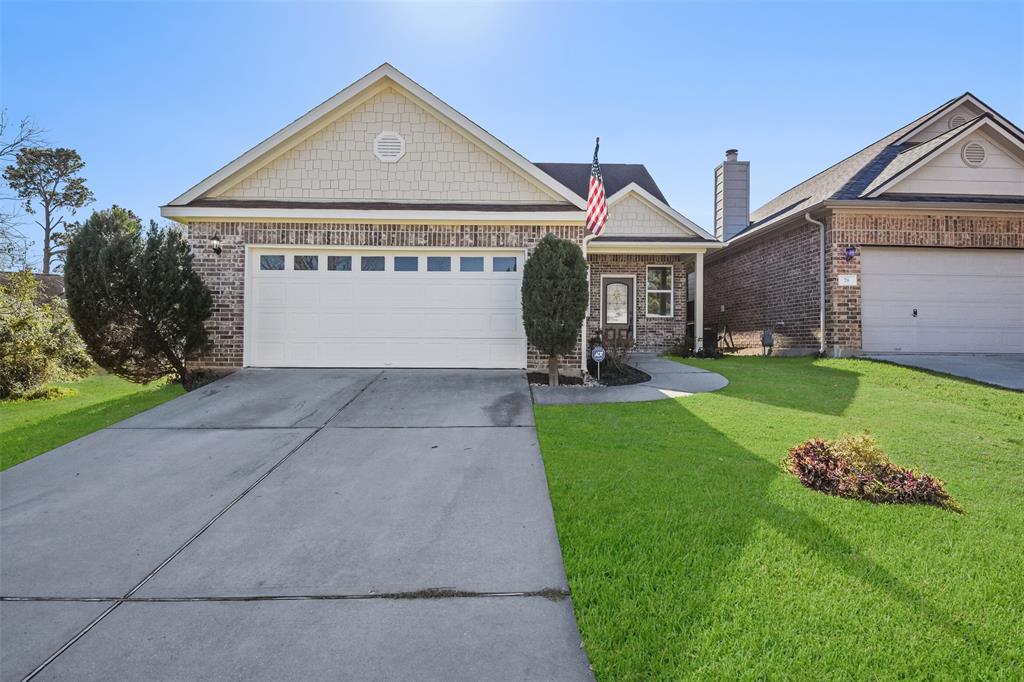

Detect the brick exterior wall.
[
  {"left": 705, "top": 220, "right": 824, "bottom": 354},
  {"left": 187, "top": 221, "right": 585, "bottom": 373},
  {"left": 586, "top": 253, "right": 689, "bottom": 352},
  {"left": 706, "top": 209, "right": 1024, "bottom": 355}
]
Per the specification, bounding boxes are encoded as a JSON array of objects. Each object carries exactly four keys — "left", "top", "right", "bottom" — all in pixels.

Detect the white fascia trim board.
[
  {"left": 160, "top": 205, "right": 586, "bottom": 224},
  {"left": 894, "top": 93, "right": 1024, "bottom": 146},
  {"left": 868, "top": 118, "right": 1024, "bottom": 197},
  {"left": 587, "top": 242, "right": 721, "bottom": 254},
  {"left": 168, "top": 64, "right": 587, "bottom": 210},
  {"left": 606, "top": 182, "right": 717, "bottom": 241}
]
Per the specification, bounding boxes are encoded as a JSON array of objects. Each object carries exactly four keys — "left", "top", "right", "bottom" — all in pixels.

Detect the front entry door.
[{"left": 602, "top": 277, "right": 633, "bottom": 344}]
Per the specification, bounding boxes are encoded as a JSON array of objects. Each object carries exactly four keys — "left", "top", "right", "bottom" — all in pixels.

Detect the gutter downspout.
[
  {"left": 804, "top": 212, "right": 826, "bottom": 356},
  {"left": 581, "top": 233, "right": 596, "bottom": 374}
]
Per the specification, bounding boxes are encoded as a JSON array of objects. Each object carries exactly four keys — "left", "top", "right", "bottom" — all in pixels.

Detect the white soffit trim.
[
  {"left": 894, "top": 93, "right": 1023, "bottom": 146},
  {"left": 588, "top": 242, "right": 722, "bottom": 254},
  {"left": 168, "top": 63, "right": 588, "bottom": 210},
  {"left": 160, "top": 205, "right": 586, "bottom": 224},
  {"left": 605, "top": 182, "right": 717, "bottom": 241},
  {"left": 868, "top": 117, "right": 1024, "bottom": 198}
]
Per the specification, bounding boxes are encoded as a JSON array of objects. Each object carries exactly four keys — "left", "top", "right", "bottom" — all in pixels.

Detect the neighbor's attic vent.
[
  {"left": 961, "top": 141, "right": 986, "bottom": 167},
  {"left": 948, "top": 114, "right": 968, "bottom": 129},
  {"left": 373, "top": 131, "right": 405, "bottom": 162}
]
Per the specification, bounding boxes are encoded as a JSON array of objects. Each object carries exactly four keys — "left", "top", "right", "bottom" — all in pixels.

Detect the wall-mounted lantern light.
[
  {"left": 844, "top": 246, "right": 857, "bottom": 261},
  {"left": 211, "top": 234, "right": 222, "bottom": 255}
]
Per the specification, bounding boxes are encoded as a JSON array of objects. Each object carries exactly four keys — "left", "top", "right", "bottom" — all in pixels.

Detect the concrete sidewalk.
[
  {"left": 0, "top": 369, "right": 593, "bottom": 681},
  {"left": 533, "top": 354, "right": 728, "bottom": 405}
]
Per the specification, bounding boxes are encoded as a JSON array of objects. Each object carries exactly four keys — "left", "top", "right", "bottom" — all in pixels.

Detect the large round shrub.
[{"left": 64, "top": 206, "right": 213, "bottom": 389}]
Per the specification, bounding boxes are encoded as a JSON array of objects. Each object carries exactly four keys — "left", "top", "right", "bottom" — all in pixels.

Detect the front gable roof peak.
[{"left": 167, "top": 63, "right": 587, "bottom": 209}]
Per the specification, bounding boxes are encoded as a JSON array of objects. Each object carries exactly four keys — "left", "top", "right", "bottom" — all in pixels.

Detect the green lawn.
[
  {"left": 1, "top": 373, "right": 184, "bottom": 471},
  {"left": 535, "top": 357, "right": 1023, "bottom": 680}
]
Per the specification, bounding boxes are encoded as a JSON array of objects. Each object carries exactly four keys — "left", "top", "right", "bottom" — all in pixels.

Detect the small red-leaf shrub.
[{"left": 785, "top": 434, "right": 962, "bottom": 512}]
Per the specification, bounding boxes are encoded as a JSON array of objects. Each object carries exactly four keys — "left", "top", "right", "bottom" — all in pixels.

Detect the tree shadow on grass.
[
  {"left": 548, "top": 396, "right": 990, "bottom": 678},
  {"left": 0, "top": 386, "right": 181, "bottom": 470},
  {"left": 681, "top": 356, "right": 862, "bottom": 416}
]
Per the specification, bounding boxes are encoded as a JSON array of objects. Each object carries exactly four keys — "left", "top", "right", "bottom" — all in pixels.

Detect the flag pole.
[{"left": 581, "top": 135, "right": 600, "bottom": 376}]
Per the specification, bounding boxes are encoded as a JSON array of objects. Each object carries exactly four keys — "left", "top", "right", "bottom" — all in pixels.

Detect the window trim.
[{"left": 646, "top": 265, "right": 674, "bottom": 318}]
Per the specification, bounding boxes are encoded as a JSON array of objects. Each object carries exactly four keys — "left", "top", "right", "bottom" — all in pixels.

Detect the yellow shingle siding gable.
[
  {"left": 602, "top": 194, "right": 691, "bottom": 238},
  {"left": 215, "top": 88, "right": 557, "bottom": 203}
]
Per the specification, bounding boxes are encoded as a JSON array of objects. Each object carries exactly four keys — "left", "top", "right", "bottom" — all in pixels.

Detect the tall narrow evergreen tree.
[
  {"left": 521, "top": 234, "right": 589, "bottom": 386},
  {"left": 64, "top": 206, "right": 213, "bottom": 389}
]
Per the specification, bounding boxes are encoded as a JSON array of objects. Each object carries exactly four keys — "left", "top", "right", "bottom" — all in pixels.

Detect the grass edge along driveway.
[
  {"left": 1, "top": 373, "right": 184, "bottom": 471},
  {"left": 535, "top": 357, "right": 1023, "bottom": 680}
]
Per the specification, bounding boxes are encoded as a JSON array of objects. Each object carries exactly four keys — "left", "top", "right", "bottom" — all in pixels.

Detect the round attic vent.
[
  {"left": 373, "top": 131, "right": 405, "bottom": 162},
  {"left": 948, "top": 114, "right": 968, "bottom": 129},
  {"left": 961, "top": 141, "right": 986, "bottom": 167}
]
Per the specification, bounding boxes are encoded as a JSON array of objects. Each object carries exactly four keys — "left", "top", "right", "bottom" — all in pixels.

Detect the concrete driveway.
[
  {"left": 867, "top": 354, "right": 1024, "bottom": 391},
  {"left": 0, "top": 369, "right": 592, "bottom": 681}
]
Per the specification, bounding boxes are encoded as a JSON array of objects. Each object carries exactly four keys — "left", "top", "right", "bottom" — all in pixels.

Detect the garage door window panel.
[
  {"left": 327, "top": 256, "right": 352, "bottom": 271},
  {"left": 493, "top": 256, "right": 517, "bottom": 272},
  {"left": 427, "top": 256, "right": 451, "bottom": 272},
  {"left": 395, "top": 256, "right": 419, "bottom": 272},
  {"left": 461, "top": 257, "right": 484, "bottom": 272},
  {"left": 293, "top": 255, "right": 319, "bottom": 271},
  {"left": 361, "top": 256, "right": 385, "bottom": 272},
  {"left": 260, "top": 255, "right": 285, "bottom": 271}
]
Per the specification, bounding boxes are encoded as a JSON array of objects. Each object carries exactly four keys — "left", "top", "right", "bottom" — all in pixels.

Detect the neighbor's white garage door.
[
  {"left": 861, "top": 247, "right": 1024, "bottom": 353},
  {"left": 246, "top": 248, "right": 527, "bottom": 368}
]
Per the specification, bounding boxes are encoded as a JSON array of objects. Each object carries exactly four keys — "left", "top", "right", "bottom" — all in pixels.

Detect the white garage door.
[
  {"left": 246, "top": 248, "right": 527, "bottom": 368},
  {"left": 861, "top": 247, "right": 1024, "bottom": 353}
]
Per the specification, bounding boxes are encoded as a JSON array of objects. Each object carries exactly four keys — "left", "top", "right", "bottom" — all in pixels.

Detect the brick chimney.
[{"left": 714, "top": 149, "right": 750, "bottom": 241}]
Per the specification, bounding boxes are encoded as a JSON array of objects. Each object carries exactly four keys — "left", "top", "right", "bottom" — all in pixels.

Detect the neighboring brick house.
[
  {"left": 705, "top": 93, "right": 1024, "bottom": 356},
  {"left": 162, "top": 64, "right": 721, "bottom": 376}
]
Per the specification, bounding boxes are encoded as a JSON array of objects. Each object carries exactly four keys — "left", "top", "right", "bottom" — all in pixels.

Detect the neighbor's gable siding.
[
  {"left": 886, "top": 130, "right": 1024, "bottom": 197},
  {"left": 601, "top": 194, "right": 690, "bottom": 238},
  {"left": 215, "top": 88, "right": 558, "bottom": 204},
  {"left": 903, "top": 102, "right": 984, "bottom": 144}
]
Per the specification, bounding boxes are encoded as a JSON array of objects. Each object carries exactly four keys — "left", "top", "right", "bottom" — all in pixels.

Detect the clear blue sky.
[{"left": 3, "top": 1, "right": 1022, "bottom": 269}]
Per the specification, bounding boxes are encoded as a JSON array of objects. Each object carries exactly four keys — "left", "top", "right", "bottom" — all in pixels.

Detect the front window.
[{"left": 647, "top": 266, "right": 673, "bottom": 317}]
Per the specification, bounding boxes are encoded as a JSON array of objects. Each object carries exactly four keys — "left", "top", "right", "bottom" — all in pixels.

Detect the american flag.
[{"left": 586, "top": 137, "right": 608, "bottom": 236}]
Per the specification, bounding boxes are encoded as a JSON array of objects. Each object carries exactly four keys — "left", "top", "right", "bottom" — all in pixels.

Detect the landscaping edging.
[{"left": 531, "top": 354, "right": 728, "bottom": 405}]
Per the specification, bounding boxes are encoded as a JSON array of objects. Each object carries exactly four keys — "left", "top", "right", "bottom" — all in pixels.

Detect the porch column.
[{"left": 694, "top": 251, "right": 704, "bottom": 352}]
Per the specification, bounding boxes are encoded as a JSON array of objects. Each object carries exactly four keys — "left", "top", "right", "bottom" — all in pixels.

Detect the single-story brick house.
[
  {"left": 705, "top": 93, "right": 1024, "bottom": 355},
  {"left": 162, "top": 64, "right": 722, "bottom": 375}
]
